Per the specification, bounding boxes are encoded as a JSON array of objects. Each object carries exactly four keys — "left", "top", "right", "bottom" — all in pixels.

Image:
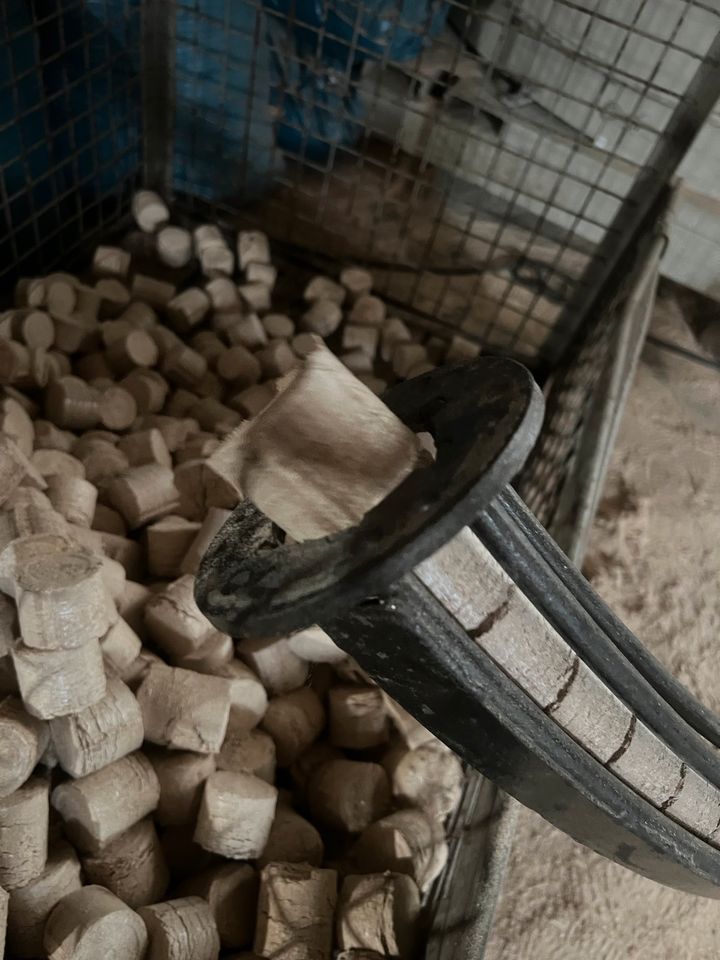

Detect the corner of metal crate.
[{"left": 437, "top": 183, "right": 677, "bottom": 960}]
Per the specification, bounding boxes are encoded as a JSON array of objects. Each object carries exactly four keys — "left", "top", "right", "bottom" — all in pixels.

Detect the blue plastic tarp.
[{"left": 2, "top": 0, "right": 449, "bottom": 214}]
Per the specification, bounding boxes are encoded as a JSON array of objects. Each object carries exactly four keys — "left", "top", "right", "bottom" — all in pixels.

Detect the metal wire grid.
[
  {"left": 0, "top": 0, "right": 142, "bottom": 291},
  {"left": 163, "top": 0, "right": 720, "bottom": 370},
  {"left": 0, "top": 0, "right": 716, "bottom": 531}
]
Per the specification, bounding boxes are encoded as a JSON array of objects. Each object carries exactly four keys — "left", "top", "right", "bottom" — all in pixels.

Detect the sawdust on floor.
[{"left": 484, "top": 291, "right": 720, "bottom": 960}]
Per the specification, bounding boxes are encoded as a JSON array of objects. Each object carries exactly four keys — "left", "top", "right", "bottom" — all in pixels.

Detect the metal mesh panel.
[
  {"left": 0, "top": 0, "right": 142, "bottom": 289},
  {"left": 0, "top": 5, "right": 718, "bottom": 953},
  {"left": 0, "top": 0, "right": 718, "bottom": 518},
  {"left": 163, "top": 0, "right": 720, "bottom": 372}
]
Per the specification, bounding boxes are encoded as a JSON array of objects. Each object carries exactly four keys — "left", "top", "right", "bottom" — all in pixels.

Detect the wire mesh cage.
[
  {"left": 1, "top": 0, "right": 720, "bottom": 954},
  {"left": 2, "top": 0, "right": 719, "bottom": 536}
]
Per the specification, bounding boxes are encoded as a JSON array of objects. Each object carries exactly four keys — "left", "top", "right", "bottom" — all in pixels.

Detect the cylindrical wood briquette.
[
  {"left": 301, "top": 300, "right": 343, "bottom": 337},
  {"left": 119, "top": 301, "right": 158, "bottom": 329},
  {"left": 189, "top": 397, "right": 242, "bottom": 434},
  {"left": 307, "top": 759, "right": 391, "bottom": 833},
  {"left": 261, "top": 687, "right": 325, "bottom": 766},
  {"left": 191, "top": 330, "right": 226, "bottom": 363},
  {"left": 106, "top": 329, "right": 159, "bottom": 373},
  {"left": 95, "top": 278, "right": 131, "bottom": 318},
  {"left": 6, "top": 840, "right": 81, "bottom": 958},
  {"left": 44, "top": 885, "right": 148, "bottom": 960},
  {"left": 167, "top": 287, "right": 211, "bottom": 333},
  {"left": 132, "top": 190, "right": 170, "bottom": 233},
  {"left": 0, "top": 697, "right": 49, "bottom": 798},
  {"left": 226, "top": 313, "right": 269, "bottom": 350},
  {"left": 92, "top": 245, "right": 131, "bottom": 279},
  {"left": 81, "top": 818, "right": 169, "bottom": 908},
  {"left": 97, "top": 384, "right": 138, "bottom": 431},
  {"left": 262, "top": 313, "right": 295, "bottom": 340},
  {"left": 328, "top": 686, "right": 388, "bottom": 750},
  {"left": 49, "top": 675, "right": 143, "bottom": 778},
  {"left": 121, "top": 369, "right": 169, "bottom": 414},
  {"left": 156, "top": 225, "right": 193, "bottom": 268},
  {"left": 51, "top": 751, "right": 160, "bottom": 852},
  {"left": 44, "top": 376, "right": 100, "bottom": 430},
  {"left": 246, "top": 262, "right": 277, "bottom": 289},
  {"left": 257, "top": 804, "right": 324, "bottom": 869},
  {"left": 217, "top": 727, "right": 276, "bottom": 783},
  {"left": 147, "top": 748, "right": 216, "bottom": 827},
  {"left": 238, "top": 282, "right": 271, "bottom": 313},
  {"left": 14, "top": 277, "right": 46, "bottom": 309},
  {"left": 14, "top": 546, "right": 110, "bottom": 650},
  {"left": 146, "top": 516, "right": 202, "bottom": 578},
  {"left": 0, "top": 338, "right": 31, "bottom": 386},
  {"left": 0, "top": 777, "right": 49, "bottom": 889},
  {"left": 139, "top": 896, "right": 220, "bottom": 960},
  {"left": 45, "top": 474, "right": 97, "bottom": 526},
  {"left": 194, "top": 770, "right": 278, "bottom": 859},
  {"left": 178, "top": 862, "right": 257, "bottom": 950},
  {"left": 382, "top": 741, "right": 464, "bottom": 821},
  {"left": 101, "top": 617, "right": 142, "bottom": 675},
  {"left": 336, "top": 873, "right": 419, "bottom": 960},
  {"left": 143, "top": 573, "right": 215, "bottom": 658},
  {"left": 237, "top": 231, "right": 270, "bottom": 269},
  {"left": 237, "top": 636, "right": 308, "bottom": 696},
  {"left": 118, "top": 428, "right": 171, "bottom": 468},
  {"left": 352, "top": 808, "right": 448, "bottom": 893},
  {"left": 254, "top": 862, "right": 337, "bottom": 960},
  {"left": 11, "top": 635, "right": 106, "bottom": 720},
  {"left": 10, "top": 310, "right": 55, "bottom": 350},
  {"left": 107, "top": 463, "right": 181, "bottom": 528},
  {"left": 136, "top": 662, "right": 232, "bottom": 753},
  {"left": 131, "top": 273, "right": 176, "bottom": 308},
  {"left": 349, "top": 294, "right": 385, "bottom": 327},
  {"left": 340, "top": 266, "right": 373, "bottom": 299},
  {"left": 45, "top": 278, "right": 77, "bottom": 320},
  {"left": 161, "top": 344, "right": 208, "bottom": 388},
  {"left": 303, "top": 275, "right": 346, "bottom": 305},
  {"left": 205, "top": 276, "right": 240, "bottom": 312}
]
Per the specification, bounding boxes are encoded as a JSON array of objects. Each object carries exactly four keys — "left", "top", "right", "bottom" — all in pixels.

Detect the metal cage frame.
[{"left": 2, "top": 1, "right": 720, "bottom": 954}]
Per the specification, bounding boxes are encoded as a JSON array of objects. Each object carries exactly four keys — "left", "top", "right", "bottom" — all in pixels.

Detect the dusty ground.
[{"left": 484, "top": 291, "right": 720, "bottom": 960}]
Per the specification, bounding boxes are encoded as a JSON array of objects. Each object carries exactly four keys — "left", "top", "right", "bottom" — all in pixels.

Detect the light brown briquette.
[
  {"left": 139, "top": 896, "right": 220, "bottom": 960},
  {"left": 0, "top": 777, "right": 49, "bottom": 889},
  {"left": 11, "top": 635, "right": 106, "bottom": 720},
  {"left": 49, "top": 675, "right": 143, "bottom": 778},
  {"left": 44, "top": 885, "right": 148, "bottom": 960},
  {"left": 254, "top": 862, "right": 337, "bottom": 960},
  {"left": 178, "top": 862, "right": 258, "bottom": 950},
  {"left": 194, "top": 771, "right": 278, "bottom": 859},
  {"left": 328, "top": 686, "right": 389, "bottom": 750},
  {"left": 237, "top": 636, "right": 308, "bottom": 695},
  {"left": 0, "top": 697, "right": 49, "bottom": 798},
  {"left": 6, "top": 840, "right": 82, "bottom": 958},
  {"left": 146, "top": 516, "right": 202, "bottom": 578},
  {"left": 261, "top": 687, "right": 325, "bottom": 766},
  {"left": 336, "top": 873, "right": 419, "bottom": 959},
  {"left": 257, "top": 804, "right": 324, "bottom": 868},
  {"left": 81, "top": 818, "right": 169, "bottom": 908},
  {"left": 107, "top": 463, "right": 181, "bottom": 528},
  {"left": 136, "top": 662, "right": 232, "bottom": 753},
  {"left": 51, "top": 752, "right": 160, "bottom": 852},
  {"left": 217, "top": 727, "right": 276, "bottom": 783},
  {"left": 147, "top": 748, "right": 216, "bottom": 827},
  {"left": 307, "top": 759, "right": 391, "bottom": 833}
]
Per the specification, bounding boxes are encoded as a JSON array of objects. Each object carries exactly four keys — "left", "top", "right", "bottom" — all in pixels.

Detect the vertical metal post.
[
  {"left": 142, "top": 0, "right": 176, "bottom": 195},
  {"left": 552, "top": 30, "right": 720, "bottom": 357}
]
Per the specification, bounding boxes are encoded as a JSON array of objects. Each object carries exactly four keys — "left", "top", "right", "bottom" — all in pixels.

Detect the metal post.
[{"left": 142, "top": 0, "right": 176, "bottom": 195}]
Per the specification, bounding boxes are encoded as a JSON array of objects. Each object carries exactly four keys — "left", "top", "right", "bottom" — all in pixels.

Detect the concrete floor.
[{"left": 484, "top": 291, "right": 720, "bottom": 960}]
